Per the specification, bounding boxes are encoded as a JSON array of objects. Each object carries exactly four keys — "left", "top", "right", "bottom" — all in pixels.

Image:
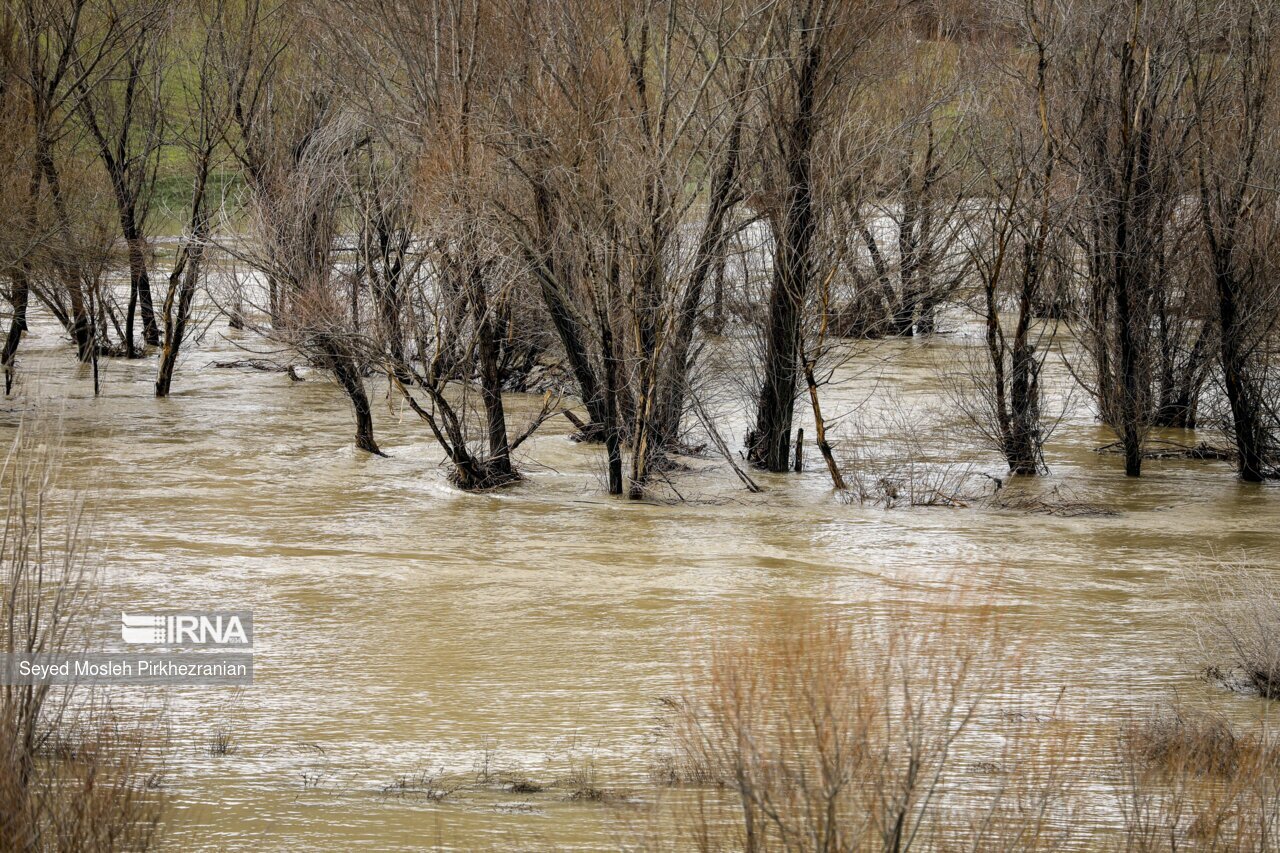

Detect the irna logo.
[{"left": 121, "top": 612, "right": 252, "bottom": 647}]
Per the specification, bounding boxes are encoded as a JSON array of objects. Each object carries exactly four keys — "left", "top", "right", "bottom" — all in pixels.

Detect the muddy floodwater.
[{"left": 4, "top": 303, "right": 1277, "bottom": 851}]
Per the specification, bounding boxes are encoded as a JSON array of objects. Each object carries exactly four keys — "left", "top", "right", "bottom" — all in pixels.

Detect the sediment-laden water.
[{"left": 4, "top": 300, "right": 1276, "bottom": 850}]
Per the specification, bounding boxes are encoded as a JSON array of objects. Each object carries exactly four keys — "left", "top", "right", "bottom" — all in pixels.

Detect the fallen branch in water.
[
  {"left": 210, "top": 359, "right": 302, "bottom": 381},
  {"left": 985, "top": 485, "right": 1118, "bottom": 517},
  {"left": 1094, "top": 440, "right": 1235, "bottom": 461},
  {"left": 690, "top": 393, "right": 761, "bottom": 494},
  {"left": 1142, "top": 441, "right": 1235, "bottom": 461}
]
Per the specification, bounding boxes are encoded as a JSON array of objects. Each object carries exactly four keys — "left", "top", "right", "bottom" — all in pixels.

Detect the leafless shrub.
[
  {"left": 1191, "top": 563, "right": 1280, "bottom": 701},
  {"left": 646, "top": 601, "right": 1280, "bottom": 851},
  {"left": 659, "top": 604, "right": 1015, "bottom": 851},
  {"left": 380, "top": 767, "right": 460, "bottom": 801},
  {"left": 1122, "top": 706, "right": 1266, "bottom": 780},
  {"left": 207, "top": 725, "right": 235, "bottom": 757},
  {"left": 0, "top": 423, "right": 165, "bottom": 850},
  {"left": 1116, "top": 705, "right": 1280, "bottom": 852},
  {"left": 557, "top": 751, "right": 628, "bottom": 803},
  {"left": 839, "top": 407, "right": 998, "bottom": 508}
]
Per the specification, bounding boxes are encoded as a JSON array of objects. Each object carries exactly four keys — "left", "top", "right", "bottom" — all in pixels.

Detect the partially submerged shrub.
[
  {"left": 3, "top": 709, "right": 166, "bottom": 852},
  {"left": 660, "top": 604, "right": 1018, "bottom": 851},
  {"left": 207, "top": 726, "right": 236, "bottom": 757},
  {"left": 558, "top": 753, "right": 626, "bottom": 803},
  {"left": 0, "top": 425, "right": 166, "bottom": 850},
  {"left": 648, "top": 604, "right": 1280, "bottom": 851},
  {"left": 380, "top": 768, "right": 459, "bottom": 801},
  {"left": 1116, "top": 706, "right": 1280, "bottom": 852},
  {"left": 1123, "top": 706, "right": 1262, "bottom": 779},
  {"left": 1191, "top": 563, "right": 1280, "bottom": 700}
]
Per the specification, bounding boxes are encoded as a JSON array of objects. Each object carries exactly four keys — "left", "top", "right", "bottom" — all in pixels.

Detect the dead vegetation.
[
  {"left": 0, "top": 425, "right": 166, "bottom": 850},
  {"left": 379, "top": 768, "right": 460, "bottom": 801},
  {"left": 504, "top": 777, "right": 544, "bottom": 795},
  {"left": 654, "top": 604, "right": 1014, "bottom": 850},
  {"left": 982, "top": 484, "right": 1119, "bottom": 517},
  {"left": 207, "top": 726, "right": 236, "bottom": 757},
  {"left": 1117, "top": 706, "right": 1280, "bottom": 852},
  {"left": 1192, "top": 564, "right": 1280, "bottom": 701},
  {"left": 368, "top": 747, "right": 632, "bottom": 808},
  {"left": 1122, "top": 706, "right": 1278, "bottom": 780},
  {"left": 1096, "top": 440, "right": 1237, "bottom": 463},
  {"left": 643, "top": 602, "right": 1280, "bottom": 851}
]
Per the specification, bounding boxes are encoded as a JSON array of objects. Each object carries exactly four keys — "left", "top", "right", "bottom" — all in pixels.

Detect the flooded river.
[{"left": 3, "top": 302, "right": 1277, "bottom": 850}]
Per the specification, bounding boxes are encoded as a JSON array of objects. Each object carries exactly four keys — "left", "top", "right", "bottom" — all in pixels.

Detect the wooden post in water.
[{"left": 794, "top": 428, "right": 804, "bottom": 472}]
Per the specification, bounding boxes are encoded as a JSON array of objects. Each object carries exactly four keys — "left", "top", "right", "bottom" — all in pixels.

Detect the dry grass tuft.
[
  {"left": 1115, "top": 705, "right": 1280, "bottom": 852},
  {"left": 1122, "top": 706, "right": 1270, "bottom": 779},
  {"left": 559, "top": 753, "right": 628, "bottom": 803}
]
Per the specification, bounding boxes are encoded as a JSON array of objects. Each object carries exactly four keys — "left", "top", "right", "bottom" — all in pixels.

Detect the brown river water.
[{"left": 3, "top": 301, "right": 1277, "bottom": 850}]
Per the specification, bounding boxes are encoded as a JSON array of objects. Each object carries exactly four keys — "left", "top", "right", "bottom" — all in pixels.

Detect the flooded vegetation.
[{"left": 1, "top": 0, "right": 1279, "bottom": 849}]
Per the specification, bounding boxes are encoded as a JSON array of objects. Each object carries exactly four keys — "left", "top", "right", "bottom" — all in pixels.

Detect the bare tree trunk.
[
  {"left": 748, "top": 31, "right": 819, "bottom": 472},
  {"left": 320, "top": 335, "right": 381, "bottom": 455},
  {"left": 36, "top": 142, "right": 95, "bottom": 361},
  {"left": 1116, "top": 257, "right": 1147, "bottom": 478},
  {"left": 706, "top": 253, "right": 727, "bottom": 335},
  {"left": 123, "top": 224, "right": 160, "bottom": 349},
  {"left": 1185, "top": 0, "right": 1277, "bottom": 481},
  {"left": 155, "top": 165, "right": 210, "bottom": 400},
  {"left": 1006, "top": 233, "right": 1047, "bottom": 476},
  {"left": 3, "top": 271, "right": 29, "bottom": 396},
  {"left": 601, "top": 314, "right": 624, "bottom": 495},
  {"left": 1214, "top": 257, "right": 1266, "bottom": 482},
  {"left": 1008, "top": 341, "right": 1041, "bottom": 475},
  {"left": 468, "top": 261, "right": 513, "bottom": 480},
  {"left": 803, "top": 357, "right": 845, "bottom": 490},
  {"left": 2, "top": 171, "right": 38, "bottom": 395},
  {"left": 529, "top": 184, "right": 607, "bottom": 435},
  {"left": 155, "top": 246, "right": 202, "bottom": 397}
]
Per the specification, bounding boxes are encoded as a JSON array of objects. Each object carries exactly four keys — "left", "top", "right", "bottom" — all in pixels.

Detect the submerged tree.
[
  {"left": 1184, "top": 0, "right": 1280, "bottom": 482},
  {"left": 746, "top": 0, "right": 899, "bottom": 472},
  {"left": 841, "top": 29, "right": 973, "bottom": 340},
  {"left": 308, "top": 0, "right": 551, "bottom": 485},
  {"left": 70, "top": 0, "right": 168, "bottom": 354},
  {"left": 481, "top": 0, "right": 760, "bottom": 495},
  {"left": 225, "top": 70, "right": 388, "bottom": 454},
  {"left": 956, "top": 5, "right": 1062, "bottom": 476},
  {"left": 8, "top": 0, "right": 120, "bottom": 366},
  {"left": 155, "top": 0, "right": 232, "bottom": 398},
  {"left": 1056, "top": 0, "right": 1190, "bottom": 477}
]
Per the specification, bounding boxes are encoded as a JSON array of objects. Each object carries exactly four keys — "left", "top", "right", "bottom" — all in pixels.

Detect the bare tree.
[
  {"left": 313, "top": 0, "right": 556, "bottom": 486},
  {"left": 1184, "top": 0, "right": 1280, "bottom": 481},
  {"left": 1055, "top": 0, "right": 1191, "bottom": 477},
  {"left": 746, "top": 0, "right": 899, "bottom": 472},
  {"left": 952, "top": 2, "right": 1063, "bottom": 476},
  {"left": 225, "top": 70, "right": 387, "bottom": 453},
  {"left": 0, "top": 7, "right": 38, "bottom": 393},
  {"left": 218, "top": 0, "right": 294, "bottom": 328},
  {"left": 482, "top": 0, "right": 761, "bottom": 495},
  {"left": 9, "top": 0, "right": 134, "bottom": 365},
  {"left": 840, "top": 29, "right": 974, "bottom": 339},
  {"left": 154, "top": 0, "right": 232, "bottom": 397},
  {"left": 70, "top": 0, "right": 167, "bottom": 354}
]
